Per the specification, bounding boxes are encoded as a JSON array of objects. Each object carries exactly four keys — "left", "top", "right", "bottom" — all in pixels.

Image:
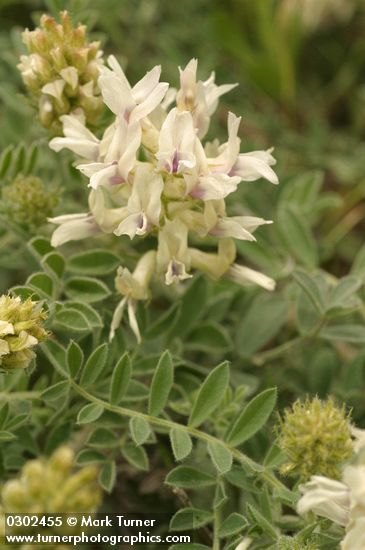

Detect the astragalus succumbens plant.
[{"left": 4, "top": 8, "right": 365, "bottom": 550}]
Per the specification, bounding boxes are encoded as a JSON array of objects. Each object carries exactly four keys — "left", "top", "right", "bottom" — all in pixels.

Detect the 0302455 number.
[{"left": 6, "top": 515, "right": 63, "bottom": 528}]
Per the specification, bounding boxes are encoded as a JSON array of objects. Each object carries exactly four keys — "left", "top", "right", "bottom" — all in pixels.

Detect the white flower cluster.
[
  {"left": 297, "top": 429, "right": 365, "bottom": 550},
  {"left": 49, "top": 57, "right": 278, "bottom": 339}
]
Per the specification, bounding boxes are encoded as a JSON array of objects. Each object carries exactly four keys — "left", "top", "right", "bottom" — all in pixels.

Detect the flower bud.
[
  {"left": 0, "top": 295, "right": 48, "bottom": 371},
  {"left": 48, "top": 446, "right": 74, "bottom": 474},
  {"left": 278, "top": 397, "right": 353, "bottom": 479},
  {"left": 18, "top": 11, "right": 104, "bottom": 133},
  {"left": 1, "top": 175, "right": 59, "bottom": 231},
  {"left": 115, "top": 250, "right": 156, "bottom": 301},
  {"left": 1, "top": 480, "right": 29, "bottom": 510}
]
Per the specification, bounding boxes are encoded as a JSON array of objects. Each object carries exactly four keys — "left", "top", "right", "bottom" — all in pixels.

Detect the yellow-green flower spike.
[
  {"left": 17, "top": 11, "right": 104, "bottom": 134},
  {"left": 277, "top": 396, "right": 353, "bottom": 480},
  {"left": 276, "top": 535, "right": 319, "bottom": 550},
  {"left": 0, "top": 446, "right": 102, "bottom": 550},
  {"left": 2, "top": 175, "right": 59, "bottom": 230},
  {"left": 0, "top": 295, "right": 48, "bottom": 371},
  {"left": 0, "top": 446, "right": 102, "bottom": 512}
]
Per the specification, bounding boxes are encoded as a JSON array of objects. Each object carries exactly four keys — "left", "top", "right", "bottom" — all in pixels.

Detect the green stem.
[
  {"left": 252, "top": 336, "right": 303, "bottom": 366},
  {"left": 70, "top": 380, "right": 287, "bottom": 493},
  {"left": 324, "top": 204, "right": 365, "bottom": 247},
  {"left": 252, "top": 318, "right": 328, "bottom": 366},
  {"left": 0, "top": 391, "right": 41, "bottom": 401},
  {"left": 213, "top": 506, "right": 221, "bottom": 550}
]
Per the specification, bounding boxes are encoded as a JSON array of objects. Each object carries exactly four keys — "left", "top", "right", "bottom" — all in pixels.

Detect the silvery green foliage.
[{"left": 1, "top": 1, "right": 365, "bottom": 549}]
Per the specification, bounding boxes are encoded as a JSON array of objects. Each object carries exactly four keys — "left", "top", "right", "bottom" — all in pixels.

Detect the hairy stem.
[
  {"left": 70, "top": 380, "right": 288, "bottom": 493},
  {"left": 252, "top": 336, "right": 303, "bottom": 366},
  {"left": 213, "top": 506, "right": 221, "bottom": 550},
  {"left": 0, "top": 391, "right": 41, "bottom": 401}
]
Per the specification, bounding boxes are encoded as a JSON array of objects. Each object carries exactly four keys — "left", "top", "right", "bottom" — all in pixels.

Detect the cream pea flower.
[
  {"left": 49, "top": 57, "right": 279, "bottom": 306},
  {"left": 156, "top": 108, "right": 197, "bottom": 174},
  {"left": 177, "top": 58, "right": 237, "bottom": 138},
  {"left": 114, "top": 164, "right": 164, "bottom": 238},
  {"left": 99, "top": 55, "right": 169, "bottom": 123},
  {"left": 297, "top": 454, "right": 365, "bottom": 550},
  {"left": 50, "top": 113, "right": 142, "bottom": 189},
  {"left": 50, "top": 113, "right": 100, "bottom": 159},
  {"left": 48, "top": 212, "right": 100, "bottom": 247},
  {"left": 298, "top": 475, "right": 350, "bottom": 525},
  {"left": 110, "top": 251, "right": 156, "bottom": 342},
  {"left": 188, "top": 112, "right": 278, "bottom": 201},
  {"left": 157, "top": 219, "right": 192, "bottom": 285}
]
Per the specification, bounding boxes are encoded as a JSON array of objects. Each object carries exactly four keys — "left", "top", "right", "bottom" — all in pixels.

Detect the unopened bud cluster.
[
  {"left": 0, "top": 295, "right": 48, "bottom": 371},
  {"left": 278, "top": 397, "right": 353, "bottom": 480},
  {"left": 0, "top": 446, "right": 102, "bottom": 549},
  {"left": 1, "top": 175, "right": 59, "bottom": 230},
  {"left": 18, "top": 11, "right": 104, "bottom": 133}
]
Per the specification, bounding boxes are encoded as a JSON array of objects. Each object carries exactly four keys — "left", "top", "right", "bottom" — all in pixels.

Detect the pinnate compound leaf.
[
  {"left": 327, "top": 276, "right": 362, "bottom": 311},
  {"left": 148, "top": 350, "right": 174, "bottom": 416},
  {"left": 42, "top": 340, "right": 68, "bottom": 377},
  {"left": 0, "top": 431, "right": 17, "bottom": 441},
  {"left": 188, "top": 362, "right": 230, "bottom": 428},
  {"left": 293, "top": 269, "right": 326, "bottom": 313},
  {"left": 165, "top": 466, "right": 215, "bottom": 488},
  {"left": 247, "top": 503, "right": 279, "bottom": 540},
  {"left": 27, "top": 272, "right": 54, "bottom": 298},
  {"left": 54, "top": 307, "right": 90, "bottom": 332},
  {"left": 80, "top": 343, "right": 108, "bottom": 388},
  {"left": 65, "top": 301, "right": 103, "bottom": 328},
  {"left": 226, "top": 388, "right": 277, "bottom": 446},
  {"left": 68, "top": 249, "right": 120, "bottom": 276},
  {"left": 170, "top": 508, "right": 213, "bottom": 531},
  {"left": 169, "top": 429, "right": 193, "bottom": 461},
  {"left": 109, "top": 352, "right": 131, "bottom": 405},
  {"left": 75, "top": 449, "right": 105, "bottom": 465},
  {"left": 129, "top": 417, "right": 151, "bottom": 446},
  {"left": 186, "top": 322, "right": 232, "bottom": 353},
  {"left": 320, "top": 324, "right": 365, "bottom": 344},
  {"left": 145, "top": 303, "right": 180, "bottom": 339},
  {"left": 66, "top": 340, "right": 84, "bottom": 378},
  {"left": 41, "top": 380, "right": 70, "bottom": 402},
  {"left": 277, "top": 205, "right": 318, "bottom": 268},
  {"left": 41, "top": 252, "right": 65, "bottom": 279},
  {"left": 87, "top": 428, "right": 118, "bottom": 448},
  {"left": 218, "top": 513, "right": 247, "bottom": 538},
  {"left": 237, "top": 293, "right": 288, "bottom": 357},
  {"left": 171, "top": 276, "right": 208, "bottom": 338},
  {"left": 77, "top": 403, "right": 104, "bottom": 424},
  {"left": 65, "top": 276, "right": 111, "bottom": 303},
  {"left": 98, "top": 461, "right": 116, "bottom": 493},
  {"left": 208, "top": 441, "right": 233, "bottom": 474},
  {"left": 122, "top": 443, "right": 149, "bottom": 471}
]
